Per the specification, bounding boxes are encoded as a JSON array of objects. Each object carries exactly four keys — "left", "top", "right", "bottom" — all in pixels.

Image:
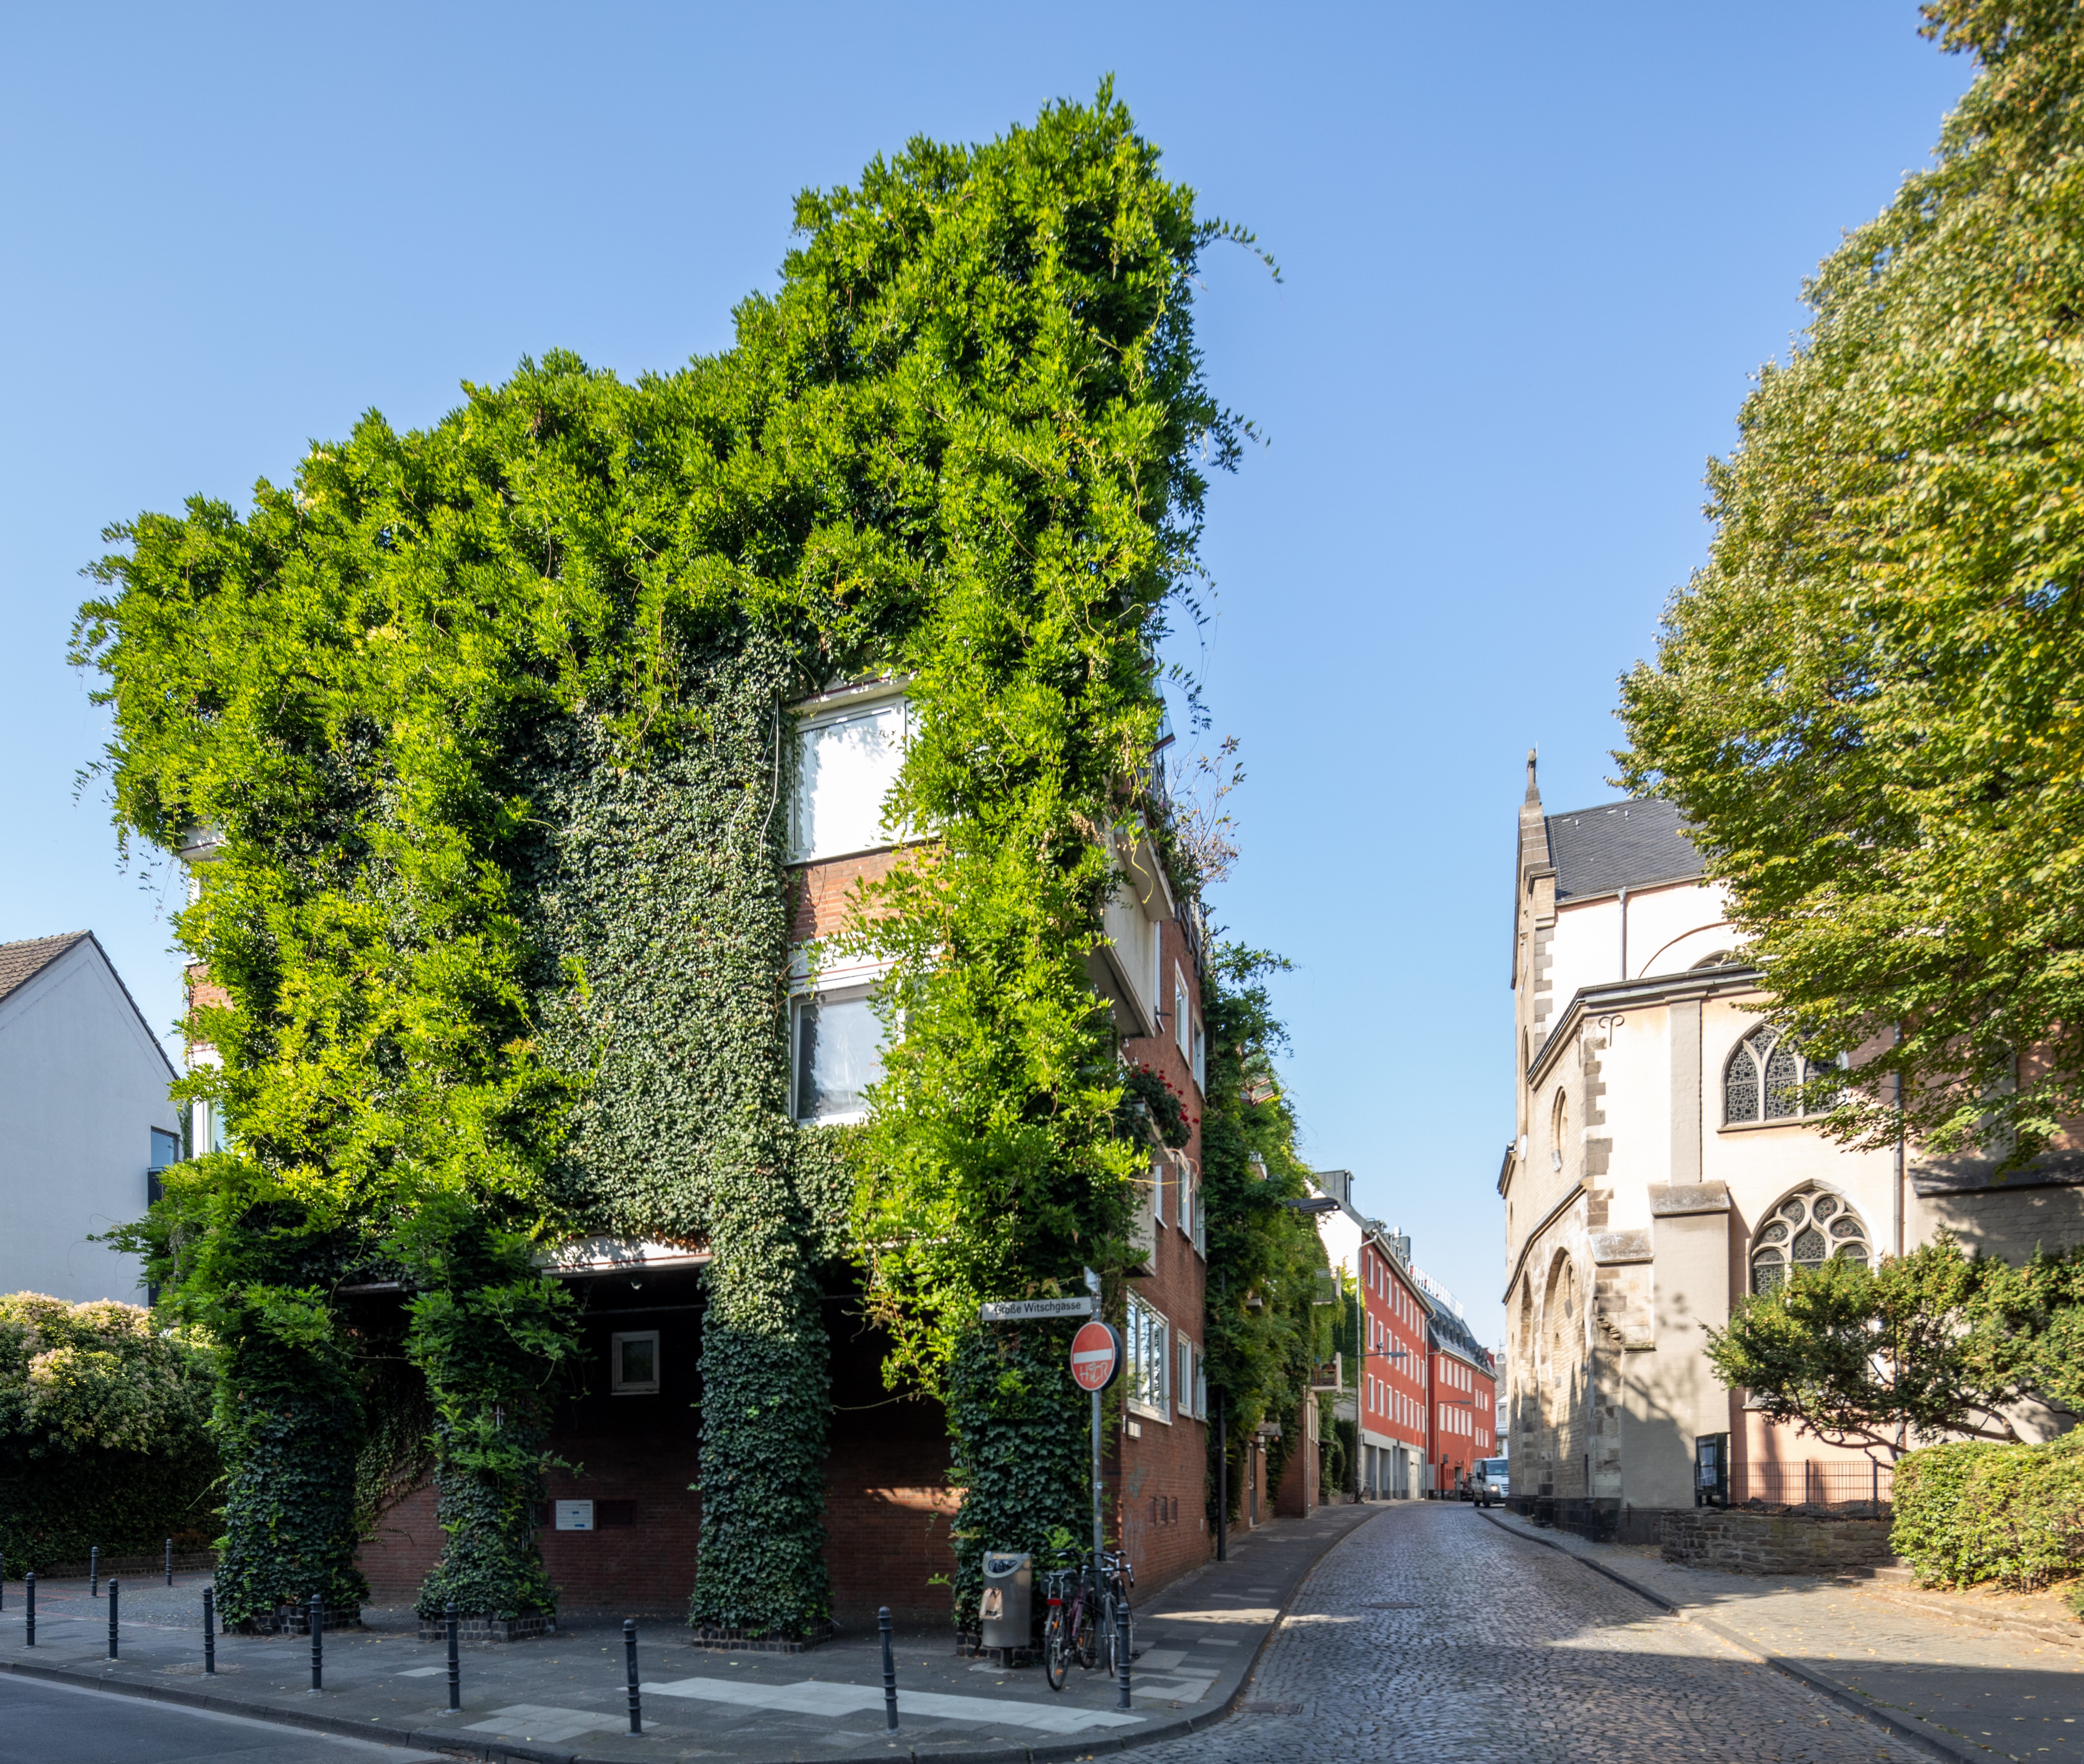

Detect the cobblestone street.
[{"left": 1134, "top": 1503, "right": 1938, "bottom": 1764}]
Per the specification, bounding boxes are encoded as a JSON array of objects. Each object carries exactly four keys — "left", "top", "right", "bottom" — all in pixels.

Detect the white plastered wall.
[{"left": 0, "top": 942, "right": 177, "bottom": 1303}]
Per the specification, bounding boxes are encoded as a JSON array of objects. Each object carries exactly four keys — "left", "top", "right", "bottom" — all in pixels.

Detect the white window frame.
[
  {"left": 1175, "top": 1335, "right": 1194, "bottom": 1419},
  {"left": 1154, "top": 1152, "right": 1170, "bottom": 1229},
  {"left": 611, "top": 1330, "right": 661, "bottom": 1396},
  {"left": 1173, "top": 965, "right": 1191, "bottom": 1059},
  {"left": 789, "top": 684, "right": 911, "bottom": 864},
  {"left": 1126, "top": 1293, "right": 1171, "bottom": 1423},
  {"left": 787, "top": 950, "right": 895, "bottom": 1126}
]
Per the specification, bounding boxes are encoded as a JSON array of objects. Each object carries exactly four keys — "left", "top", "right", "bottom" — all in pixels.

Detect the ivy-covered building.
[
  {"left": 325, "top": 680, "right": 1216, "bottom": 1622},
  {"left": 91, "top": 93, "right": 1337, "bottom": 1645}
]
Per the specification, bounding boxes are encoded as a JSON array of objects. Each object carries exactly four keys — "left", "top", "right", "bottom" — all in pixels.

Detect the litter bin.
[{"left": 978, "top": 1551, "right": 1032, "bottom": 1652}]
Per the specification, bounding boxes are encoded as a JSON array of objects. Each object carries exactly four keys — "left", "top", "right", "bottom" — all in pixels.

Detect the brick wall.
[
  {"left": 1116, "top": 911, "right": 1213, "bottom": 1596},
  {"left": 791, "top": 849, "right": 903, "bottom": 940}
]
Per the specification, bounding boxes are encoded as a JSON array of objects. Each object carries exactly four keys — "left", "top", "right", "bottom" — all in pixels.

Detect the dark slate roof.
[
  {"left": 1545, "top": 798, "right": 1702, "bottom": 901},
  {"left": 0, "top": 932, "right": 90, "bottom": 1007},
  {"left": 1429, "top": 1305, "right": 1490, "bottom": 1368}
]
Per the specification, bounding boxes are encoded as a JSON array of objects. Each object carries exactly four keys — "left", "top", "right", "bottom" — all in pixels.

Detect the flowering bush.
[{"left": 0, "top": 1293, "right": 219, "bottom": 1569}]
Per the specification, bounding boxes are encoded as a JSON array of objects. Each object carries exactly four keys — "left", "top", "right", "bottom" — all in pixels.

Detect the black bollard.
[
  {"left": 445, "top": 1601, "right": 460, "bottom": 1713},
  {"left": 310, "top": 1594, "right": 323, "bottom": 1691},
  {"left": 24, "top": 1571, "right": 33, "bottom": 1647},
  {"left": 623, "top": 1618, "right": 641, "bottom": 1734},
  {"left": 1114, "top": 1596, "right": 1130, "bottom": 1711},
  {"left": 165, "top": 1538, "right": 173, "bottom": 1587},
  {"left": 879, "top": 1605, "right": 899, "bottom": 1731},
  {"left": 108, "top": 1579, "right": 119, "bottom": 1659},
  {"left": 203, "top": 1587, "right": 216, "bottom": 1675},
  {"left": 90, "top": 1546, "right": 99, "bottom": 1598}
]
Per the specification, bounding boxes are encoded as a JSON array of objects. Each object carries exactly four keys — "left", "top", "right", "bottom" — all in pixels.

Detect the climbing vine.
[
  {"left": 1196, "top": 945, "right": 1333, "bottom": 1525},
  {"left": 78, "top": 84, "right": 1254, "bottom": 1640}
]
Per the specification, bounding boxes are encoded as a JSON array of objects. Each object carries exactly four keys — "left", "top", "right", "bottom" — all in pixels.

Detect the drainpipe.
[
  {"left": 1617, "top": 887, "right": 1629, "bottom": 980},
  {"left": 1893, "top": 1029, "right": 1905, "bottom": 1258}
]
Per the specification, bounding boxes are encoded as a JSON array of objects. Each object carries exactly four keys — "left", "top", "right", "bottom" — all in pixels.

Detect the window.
[
  {"left": 1723, "top": 1024, "right": 1840, "bottom": 1125},
  {"left": 611, "top": 1331, "right": 660, "bottom": 1395},
  {"left": 792, "top": 987, "right": 885, "bottom": 1123},
  {"left": 148, "top": 1127, "right": 179, "bottom": 1204},
  {"left": 1173, "top": 966, "right": 1192, "bottom": 1060},
  {"left": 1154, "top": 1154, "right": 1170, "bottom": 1229},
  {"left": 193, "top": 1099, "right": 229, "bottom": 1156},
  {"left": 1189, "top": 1163, "right": 1207, "bottom": 1257},
  {"left": 1191, "top": 1015, "right": 1206, "bottom": 1094},
  {"left": 1550, "top": 1088, "right": 1567, "bottom": 1170},
  {"left": 1126, "top": 1294, "right": 1170, "bottom": 1419},
  {"left": 1176, "top": 1336, "right": 1194, "bottom": 1419},
  {"left": 1750, "top": 1188, "right": 1870, "bottom": 1294},
  {"left": 792, "top": 695, "right": 907, "bottom": 861}
]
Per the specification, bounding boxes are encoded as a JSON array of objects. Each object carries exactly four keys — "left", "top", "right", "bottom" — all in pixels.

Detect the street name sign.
[
  {"left": 1070, "top": 1320, "right": 1122, "bottom": 1392},
  {"left": 979, "top": 1297, "right": 1096, "bottom": 1322}
]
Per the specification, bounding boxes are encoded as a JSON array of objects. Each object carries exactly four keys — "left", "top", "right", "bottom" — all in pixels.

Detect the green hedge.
[
  {"left": 1893, "top": 1433, "right": 2084, "bottom": 1595},
  {"left": 0, "top": 1294, "right": 219, "bottom": 1571}
]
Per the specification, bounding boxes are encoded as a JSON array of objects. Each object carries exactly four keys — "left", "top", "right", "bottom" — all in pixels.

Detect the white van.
[{"left": 1474, "top": 1458, "right": 1509, "bottom": 1507}]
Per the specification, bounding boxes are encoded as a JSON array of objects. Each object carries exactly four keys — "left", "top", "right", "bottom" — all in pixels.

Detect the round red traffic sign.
[{"left": 1071, "top": 1321, "right": 1122, "bottom": 1392}]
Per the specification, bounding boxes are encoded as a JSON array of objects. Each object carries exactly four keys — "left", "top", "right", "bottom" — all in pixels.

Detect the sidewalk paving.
[
  {"left": 0, "top": 1502, "right": 1379, "bottom": 1764},
  {"left": 1482, "top": 1506, "right": 2084, "bottom": 1764}
]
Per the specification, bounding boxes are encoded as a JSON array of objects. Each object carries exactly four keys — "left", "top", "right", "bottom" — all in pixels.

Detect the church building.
[{"left": 1499, "top": 755, "right": 2084, "bottom": 1537}]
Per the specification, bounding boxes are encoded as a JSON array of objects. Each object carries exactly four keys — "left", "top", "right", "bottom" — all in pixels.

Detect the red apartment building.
[
  {"left": 1357, "top": 1230, "right": 1431, "bottom": 1498},
  {"left": 1423, "top": 1301, "right": 1498, "bottom": 1498}
]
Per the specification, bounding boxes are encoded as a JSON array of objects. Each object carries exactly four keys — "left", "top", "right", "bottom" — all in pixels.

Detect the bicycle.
[
  {"left": 1040, "top": 1566, "right": 1092, "bottom": 1691},
  {"left": 1096, "top": 1547, "right": 1135, "bottom": 1679},
  {"left": 1042, "top": 1549, "right": 1134, "bottom": 1692}
]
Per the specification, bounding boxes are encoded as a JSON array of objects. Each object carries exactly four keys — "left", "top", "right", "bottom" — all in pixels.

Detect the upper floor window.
[
  {"left": 1723, "top": 1024, "right": 1838, "bottom": 1125},
  {"left": 792, "top": 985, "right": 885, "bottom": 1124},
  {"left": 1550, "top": 1088, "right": 1567, "bottom": 1170},
  {"left": 1749, "top": 1187, "right": 1870, "bottom": 1293},
  {"left": 1125, "top": 1293, "right": 1171, "bottom": 1419},
  {"left": 793, "top": 692, "right": 908, "bottom": 862}
]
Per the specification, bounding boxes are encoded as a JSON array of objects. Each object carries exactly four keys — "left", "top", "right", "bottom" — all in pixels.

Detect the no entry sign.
[{"left": 1070, "top": 1321, "right": 1122, "bottom": 1393}]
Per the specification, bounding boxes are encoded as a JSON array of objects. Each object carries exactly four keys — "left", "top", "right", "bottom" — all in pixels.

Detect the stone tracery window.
[
  {"left": 1750, "top": 1187, "right": 1870, "bottom": 1294},
  {"left": 1723, "top": 1024, "right": 1839, "bottom": 1125}
]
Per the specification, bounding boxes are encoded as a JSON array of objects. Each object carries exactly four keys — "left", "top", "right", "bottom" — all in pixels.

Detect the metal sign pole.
[{"left": 1085, "top": 1268, "right": 1103, "bottom": 1562}]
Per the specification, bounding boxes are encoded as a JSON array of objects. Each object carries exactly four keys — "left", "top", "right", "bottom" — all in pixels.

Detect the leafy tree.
[
  {"left": 1705, "top": 1236, "right": 2083, "bottom": 1455},
  {"left": 1617, "top": 1, "right": 2084, "bottom": 1169},
  {"left": 0, "top": 1294, "right": 219, "bottom": 1571}
]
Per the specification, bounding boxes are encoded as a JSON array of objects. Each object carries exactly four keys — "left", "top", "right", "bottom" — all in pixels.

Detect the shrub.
[
  {"left": 0, "top": 1293, "right": 219, "bottom": 1569},
  {"left": 1893, "top": 1433, "right": 2084, "bottom": 1594}
]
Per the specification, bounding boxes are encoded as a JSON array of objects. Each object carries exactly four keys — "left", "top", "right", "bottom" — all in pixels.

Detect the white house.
[{"left": 0, "top": 932, "right": 179, "bottom": 1303}]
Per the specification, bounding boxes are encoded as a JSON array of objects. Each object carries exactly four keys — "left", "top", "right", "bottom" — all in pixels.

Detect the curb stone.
[
  {"left": 1476, "top": 1509, "right": 1972, "bottom": 1764},
  {"left": 1, "top": 1509, "right": 1385, "bottom": 1764}
]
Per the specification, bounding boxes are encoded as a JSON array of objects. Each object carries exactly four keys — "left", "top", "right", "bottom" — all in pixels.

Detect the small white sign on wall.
[{"left": 554, "top": 1500, "right": 595, "bottom": 1531}]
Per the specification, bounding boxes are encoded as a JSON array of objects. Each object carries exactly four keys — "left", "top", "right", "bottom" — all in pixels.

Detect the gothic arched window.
[
  {"left": 1723, "top": 1024, "right": 1839, "bottom": 1125},
  {"left": 1750, "top": 1188, "right": 1871, "bottom": 1294}
]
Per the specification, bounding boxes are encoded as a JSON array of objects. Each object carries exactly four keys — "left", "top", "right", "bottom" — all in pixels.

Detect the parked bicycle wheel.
[{"left": 1073, "top": 1592, "right": 1099, "bottom": 1669}]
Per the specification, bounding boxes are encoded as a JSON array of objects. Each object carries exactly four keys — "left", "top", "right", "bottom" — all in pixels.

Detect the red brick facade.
[
  {"left": 1113, "top": 911, "right": 1214, "bottom": 1589},
  {"left": 1424, "top": 1344, "right": 1497, "bottom": 1498}
]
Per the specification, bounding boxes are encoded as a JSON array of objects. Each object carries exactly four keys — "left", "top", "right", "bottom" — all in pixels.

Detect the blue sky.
[{"left": 0, "top": 4, "right": 1974, "bottom": 1345}]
